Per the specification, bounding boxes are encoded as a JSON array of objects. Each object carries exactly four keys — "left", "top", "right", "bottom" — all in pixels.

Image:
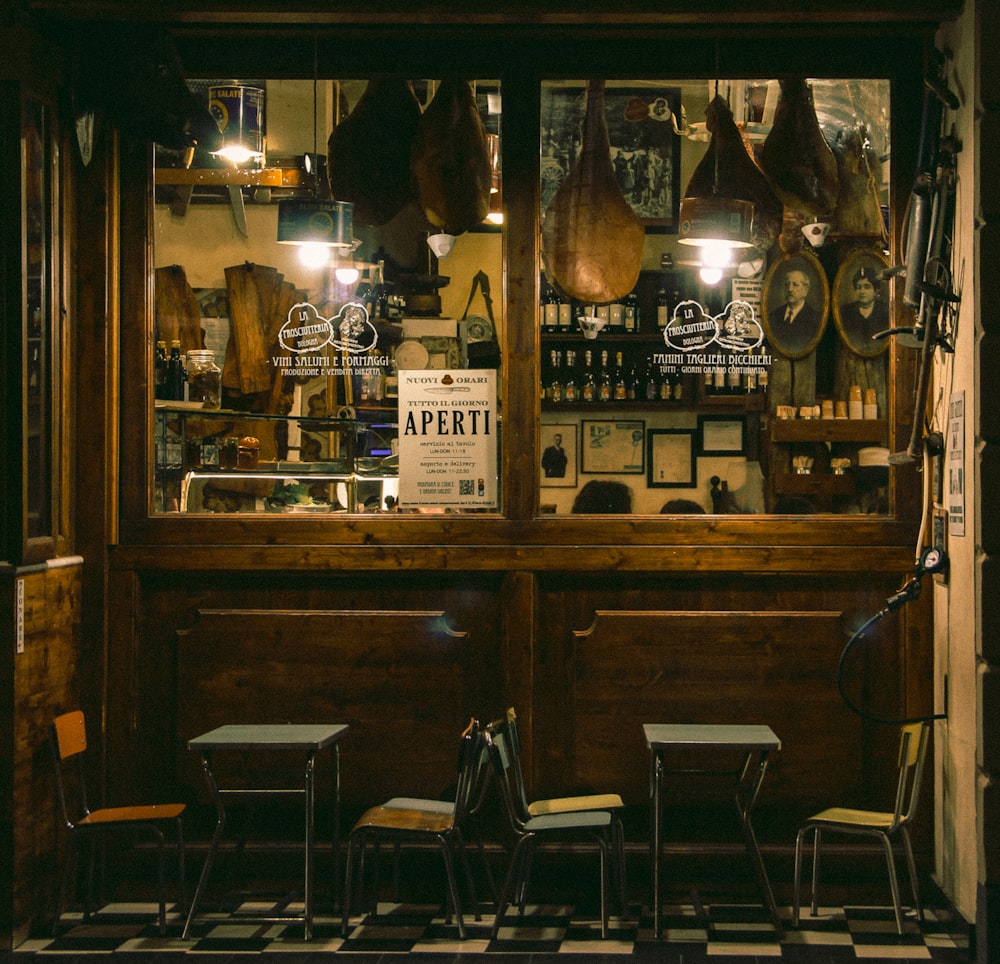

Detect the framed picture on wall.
[
  {"left": 832, "top": 248, "right": 892, "bottom": 357},
  {"left": 540, "top": 84, "right": 683, "bottom": 230},
  {"left": 647, "top": 429, "right": 696, "bottom": 488},
  {"left": 760, "top": 248, "right": 830, "bottom": 359},
  {"left": 698, "top": 415, "right": 746, "bottom": 456},
  {"left": 581, "top": 420, "right": 646, "bottom": 474},
  {"left": 540, "top": 423, "right": 577, "bottom": 487}
]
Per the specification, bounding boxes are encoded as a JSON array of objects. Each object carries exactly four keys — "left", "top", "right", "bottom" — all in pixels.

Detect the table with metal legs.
[
  {"left": 644, "top": 723, "right": 783, "bottom": 940},
  {"left": 182, "top": 723, "right": 348, "bottom": 941}
]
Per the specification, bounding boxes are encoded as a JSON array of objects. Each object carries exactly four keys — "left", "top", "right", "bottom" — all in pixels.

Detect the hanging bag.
[{"left": 460, "top": 270, "right": 501, "bottom": 369}]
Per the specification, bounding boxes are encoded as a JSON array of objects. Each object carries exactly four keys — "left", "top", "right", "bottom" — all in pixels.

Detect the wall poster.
[{"left": 397, "top": 370, "right": 498, "bottom": 509}]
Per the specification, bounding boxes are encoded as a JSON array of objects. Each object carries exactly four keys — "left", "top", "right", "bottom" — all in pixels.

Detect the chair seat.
[
  {"left": 807, "top": 806, "right": 895, "bottom": 830},
  {"left": 383, "top": 796, "right": 454, "bottom": 815},
  {"left": 527, "top": 793, "right": 623, "bottom": 816},
  {"left": 524, "top": 809, "right": 611, "bottom": 832},
  {"left": 77, "top": 802, "right": 186, "bottom": 827},
  {"left": 352, "top": 805, "right": 455, "bottom": 834}
]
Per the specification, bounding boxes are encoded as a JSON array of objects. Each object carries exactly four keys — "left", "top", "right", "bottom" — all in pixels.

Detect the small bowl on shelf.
[{"left": 578, "top": 315, "right": 607, "bottom": 339}]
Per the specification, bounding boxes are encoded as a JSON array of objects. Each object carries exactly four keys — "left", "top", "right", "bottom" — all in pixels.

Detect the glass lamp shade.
[
  {"left": 276, "top": 199, "right": 354, "bottom": 248},
  {"left": 677, "top": 196, "right": 754, "bottom": 249}
]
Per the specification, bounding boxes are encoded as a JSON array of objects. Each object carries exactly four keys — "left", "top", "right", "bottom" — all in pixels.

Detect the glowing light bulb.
[
  {"left": 700, "top": 241, "right": 733, "bottom": 270},
  {"left": 212, "top": 145, "right": 262, "bottom": 166},
  {"left": 297, "top": 243, "right": 331, "bottom": 269},
  {"left": 699, "top": 266, "right": 724, "bottom": 285},
  {"left": 335, "top": 265, "right": 361, "bottom": 285}
]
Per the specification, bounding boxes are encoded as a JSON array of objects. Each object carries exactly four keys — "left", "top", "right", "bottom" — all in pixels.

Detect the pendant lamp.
[{"left": 677, "top": 77, "right": 754, "bottom": 284}]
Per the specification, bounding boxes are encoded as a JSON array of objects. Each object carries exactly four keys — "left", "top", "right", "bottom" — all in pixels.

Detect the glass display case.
[{"left": 154, "top": 404, "right": 398, "bottom": 513}]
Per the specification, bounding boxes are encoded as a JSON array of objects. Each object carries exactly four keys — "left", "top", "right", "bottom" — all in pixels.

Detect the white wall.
[{"left": 933, "top": 0, "right": 980, "bottom": 923}]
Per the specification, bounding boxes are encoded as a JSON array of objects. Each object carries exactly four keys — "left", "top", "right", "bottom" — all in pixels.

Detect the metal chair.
[
  {"left": 500, "top": 707, "right": 627, "bottom": 911},
  {"left": 50, "top": 710, "right": 186, "bottom": 935},
  {"left": 341, "top": 719, "right": 487, "bottom": 939},
  {"left": 484, "top": 723, "right": 615, "bottom": 938},
  {"left": 793, "top": 720, "right": 931, "bottom": 934}
]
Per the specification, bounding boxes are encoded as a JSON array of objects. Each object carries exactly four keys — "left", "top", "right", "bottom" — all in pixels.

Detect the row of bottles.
[
  {"left": 543, "top": 349, "right": 686, "bottom": 404},
  {"left": 540, "top": 270, "right": 685, "bottom": 335},
  {"left": 542, "top": 348, "right": 771, "bottom": 405},
  {"left": 155, "top": 340, "right": 223, "bottom": 407}
]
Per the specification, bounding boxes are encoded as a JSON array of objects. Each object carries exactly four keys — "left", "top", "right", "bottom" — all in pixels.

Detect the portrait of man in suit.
[{"left": 762, "top": 253, "right": 829, "bottom": 359}]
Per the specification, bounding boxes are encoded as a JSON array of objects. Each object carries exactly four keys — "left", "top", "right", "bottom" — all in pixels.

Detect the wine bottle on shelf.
[
  {"left": 154, "top": 340, "right": 167, "bottom": 399},
  {"left": 660, "top": 370, "right": 674, "bottom": 402},
  {"left": 623, "top": 290, "right": 639, "bottom": 333},
  {"left": 564, "top": 350, "right": 578, "bottom": 403},
  {"left": 726, "top": 365, "right": 741, "bottom": 395},
  {"left": 542, "top": 285, "right": 560, "bottom": 332},
  {"left": 166, "top": 340, "right": 186, "bottom": 401},
  {"left": 656, "top": 285, "right": 670, "bottom": 330},
  {"left": 608, "top": 297, "right": 624, "bottom": 334},
  {"left": 626, "top": 357, "right": 640, "bottom": 401},
  {"left": 581, "top": 349, "right": 597, "bottom": 402},
  {"left": 597, "top": 350, "right": 612, "bottom": 402},
  {"left": 558, "top": 293, "right": 573, "bottom": 332},
  {"left": 613, "top": 350, "right": 628, "bottom": 401},
  {"left": 644, "top": 363, "right": 659, "bottom": 402},
  {"left": 548, "top": 349, "right": 563, "bottom": 403}
]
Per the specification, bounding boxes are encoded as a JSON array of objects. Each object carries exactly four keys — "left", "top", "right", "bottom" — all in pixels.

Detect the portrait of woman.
[
  {"left": 760, "top": 249, "right": 830, "bottom": 359},
  {"left": 832, "top": 249, "right": 892, "bottom": 357}
]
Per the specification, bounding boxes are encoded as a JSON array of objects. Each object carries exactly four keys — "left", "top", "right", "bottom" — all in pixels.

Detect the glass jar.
[{"left": 187, "top": 349, "right": 222, "bottom": 409}]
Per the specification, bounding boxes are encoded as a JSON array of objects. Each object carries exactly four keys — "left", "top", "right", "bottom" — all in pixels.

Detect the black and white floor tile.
[{"left": 13, "top": 899, "right": 970, "bottom": 960}]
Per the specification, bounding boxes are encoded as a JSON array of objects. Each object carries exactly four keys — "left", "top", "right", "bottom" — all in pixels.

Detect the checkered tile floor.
[{"left": 14, "top": 899, "right": 970, "bottom": 960}]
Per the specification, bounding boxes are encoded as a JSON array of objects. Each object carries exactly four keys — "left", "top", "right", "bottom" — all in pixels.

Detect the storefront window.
[
  {"left": 538, "top": 78, "right": 892, "bottom": 515},
  {"left": 152, "top": 78, "right": 502, "bottom": 515}
]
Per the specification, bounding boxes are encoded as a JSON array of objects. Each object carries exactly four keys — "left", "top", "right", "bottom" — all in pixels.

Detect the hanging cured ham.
[
  {"left": 410, "top": 78, "right": 492, "bottom": 234},
  {"left": 541, "top": 79, "right": 644, "bottom": 304},
  {"left": 829, "top": 122, "right": 887, "bottom": 238},
  {"left": 327, "top": 79, "right": 422, "bottom": 226},
  {"left": 684, "top": 95, "right": 783, "bottom": 255},
  {"left": 760, "top": 78, "right": 840, "bottom": 218}
]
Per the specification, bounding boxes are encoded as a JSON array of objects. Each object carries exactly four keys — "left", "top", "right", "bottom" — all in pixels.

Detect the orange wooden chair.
[{"left": 50, "top": 710, "right": 186, "bottom": 935}]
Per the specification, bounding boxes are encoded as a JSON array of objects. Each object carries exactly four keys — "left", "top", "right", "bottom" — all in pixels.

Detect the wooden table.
[
  {"left": 182, "top": 723, "right": 348, "bottom": 940},
  {"left": 643, "top": 723, "right": 783, "bottom": 940}
]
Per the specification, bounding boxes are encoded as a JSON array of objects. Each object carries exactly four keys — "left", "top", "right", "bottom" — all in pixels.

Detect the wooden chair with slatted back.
[{"left": 50, "top": 710, "right": 186, "bottom": 935}]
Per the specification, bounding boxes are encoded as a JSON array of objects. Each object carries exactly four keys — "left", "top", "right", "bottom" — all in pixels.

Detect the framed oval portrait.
[
  {"left": 832, "top": 248, "right": 891, "bottom": 358},
  {"left": 760, "top": 248, "right": 830, "bottom": 360}
]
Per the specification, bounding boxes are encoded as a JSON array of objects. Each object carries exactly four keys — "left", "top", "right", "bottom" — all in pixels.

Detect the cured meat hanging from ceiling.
[
  {"left": 410, "top": 78, "right": 493, "bottom": 235},
  {"left": 541, "top": 78, "right": 645, "bottom": 305},
  {"left": 327, "top": 79, "right": 423, "bottom": 226},
  {"left": 759, "top": 77, "right": 841, "bottom": 219}
]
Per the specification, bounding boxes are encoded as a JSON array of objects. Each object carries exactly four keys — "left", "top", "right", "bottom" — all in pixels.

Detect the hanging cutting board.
[
  {"left": 223, "top": 263, "right": 281, "bottom": 396},
  {"left": 541, "top": 79, "right": 644, "bottom": 304},
  {"left": 154, "top": 264, "right": 203, "bottom": 354}
]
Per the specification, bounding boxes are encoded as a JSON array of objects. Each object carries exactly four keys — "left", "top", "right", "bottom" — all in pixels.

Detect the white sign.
[
  {"left": 947, "top": 390, "right": 965, "bottom": 536},
  {"left": 398, "top": 370, "right": 498, "bottom": 508}
]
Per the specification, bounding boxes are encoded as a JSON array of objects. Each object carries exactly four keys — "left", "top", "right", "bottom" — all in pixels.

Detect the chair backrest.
[
  {"left": 892, "top": 721, "right": 931, "bottom": 830},
  {"left": 451, "top": 720, "right": 488, "bottom": 829},
  {"left": 484, "top": 725, "right": 530, "bottom": 833},
  {"left": 51, "top": 710, "right": 92, "bottom": 828},
  {"left": 500, "top": 707, "right": 532, "bottom": 819}
]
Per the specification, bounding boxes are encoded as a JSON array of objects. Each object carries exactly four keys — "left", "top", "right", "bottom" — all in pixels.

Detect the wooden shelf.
[
  {"left": 773, "top": 472, "right": 857, "bottom": 497},
  {"left": 155, "top": 167, "right": 308, "bottom": 188},
  {"left": 770, "top": 418, "right": 887, "bottom": 443}
]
